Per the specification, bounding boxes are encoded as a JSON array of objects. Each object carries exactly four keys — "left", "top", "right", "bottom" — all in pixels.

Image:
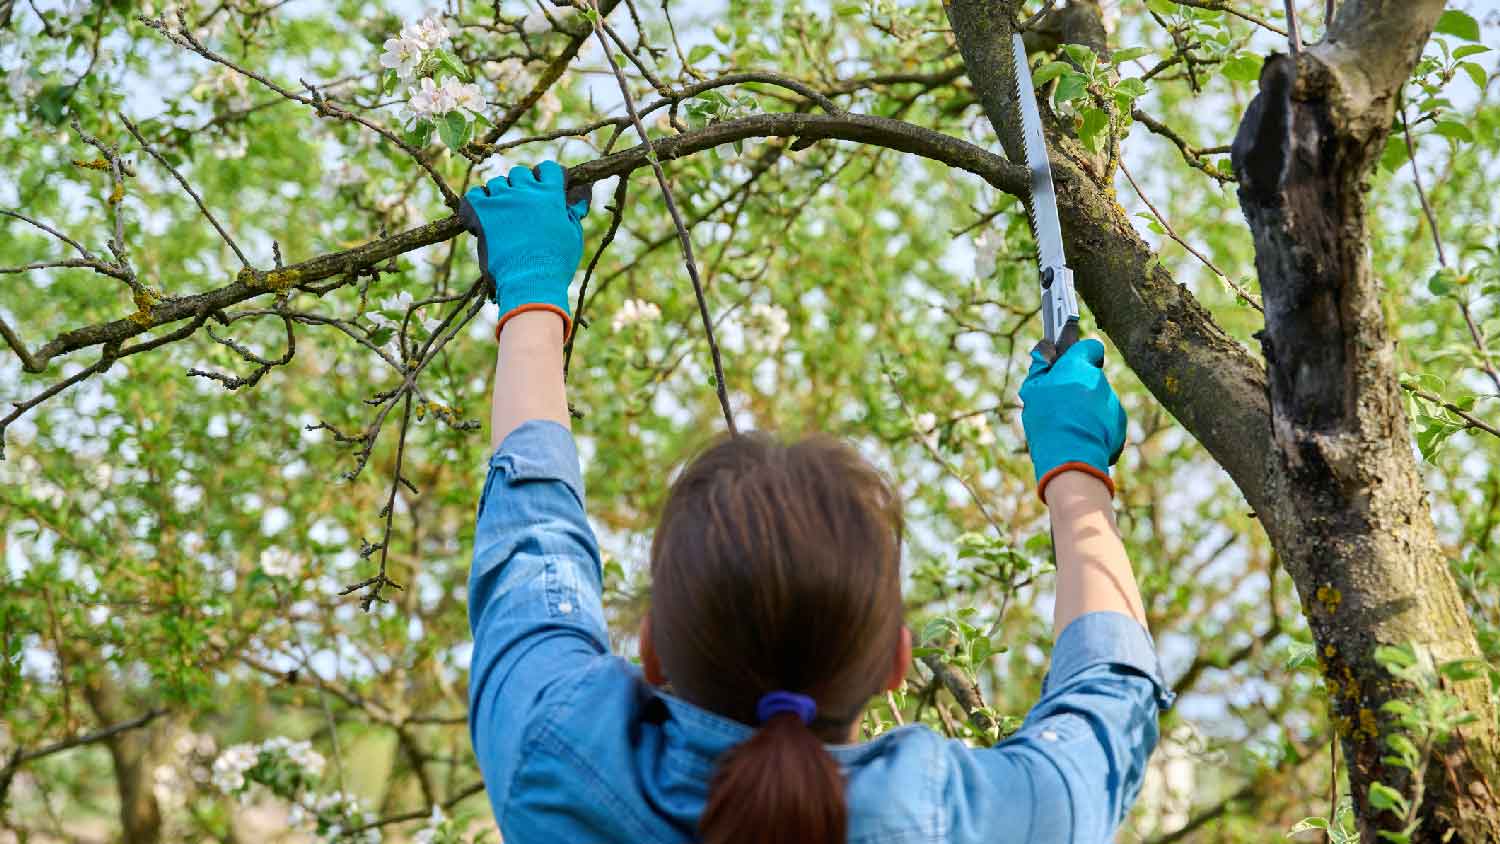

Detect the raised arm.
[
  {"left": 939, "top": 337, "right": 1169, "bottom": 843},
  {"left": 462, "top": 162, "right": 608, "bottom": 822},
  {"left": 1018, "top": 337, "right": 1145, "bottom": 634}
]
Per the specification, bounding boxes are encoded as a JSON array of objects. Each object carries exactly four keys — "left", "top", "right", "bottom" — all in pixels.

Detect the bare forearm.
[
  {"left": 1046, "top": 471, "right": 1146, "bottom": 636},
  {"left": 490, "top": 311, "right": 569, "bottom": 450}
]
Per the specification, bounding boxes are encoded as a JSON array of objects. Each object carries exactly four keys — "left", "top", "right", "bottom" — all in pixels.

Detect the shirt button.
[
  {"left": 1041, "top": 729, "right": 1058, "bottom": 742},
  {"left": 558, "top": 601, "right": 573, "bottom": 614}
]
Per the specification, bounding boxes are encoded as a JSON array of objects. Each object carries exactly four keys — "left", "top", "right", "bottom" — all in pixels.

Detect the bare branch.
[
  {"left": 1119, "top": 160, "right": 1262, "bottom": 312},
  {"left": 565, "top": 175, "right": 630, "bottom": 377},
  {"left": 1130, "top": 107, "right": 1234, "bottom": 184},
  {"left": 590, "top": 0, "right": 737, "bottom": 435},
  {"left": 0, "top": 209, "right": 93, "bottom": 259}
]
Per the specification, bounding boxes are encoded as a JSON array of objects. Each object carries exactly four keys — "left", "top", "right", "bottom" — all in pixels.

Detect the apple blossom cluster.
[
  {"left": 289, "top": 791, "right": 383, "bottom": 844},
  {"left": 747, "top": 303, "right": 791, "bottom": 349},
  {"left": 258, "top": 546, "right": 305, "bottom": 578},
  {"left": 612, "top": 299, "right": 663, "bottom": 333},
  {"left": 959, "top": 413, "right": 997, "bottom": 446},
  {"left": 379, "top": 15, "right": 484, "bottom": 128},
  {"left": 211, "top": 736, "right": 325, "bottom": 794}
]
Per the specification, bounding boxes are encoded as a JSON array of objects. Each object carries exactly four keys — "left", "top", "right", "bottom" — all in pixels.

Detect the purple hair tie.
[{"left": 755, "top": 690, "right": 817, "bottom": 725}]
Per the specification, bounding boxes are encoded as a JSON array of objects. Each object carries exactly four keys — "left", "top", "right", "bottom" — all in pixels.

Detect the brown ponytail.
[
  {"left": 699, "top": 712, "right": 846, "bottom": 844},
  {"left": 648, "top": 433, "right": 905, "bottom": 844}
]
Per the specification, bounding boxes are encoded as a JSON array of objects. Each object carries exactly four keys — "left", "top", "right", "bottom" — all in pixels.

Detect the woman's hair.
[{"left": 649, "top": 432, "right": 905, "bottom": 844}]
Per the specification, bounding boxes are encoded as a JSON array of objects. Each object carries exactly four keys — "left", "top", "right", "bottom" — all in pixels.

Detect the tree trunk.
[
  {"left": 83, "top": 673, "right": 161, "bottom": 844},
  {"left": 943, "top": 0, "right": 1500, "bottom": 838},
  {"left": 1232, "top": 3, "right": 1500, "bottom": 837}
]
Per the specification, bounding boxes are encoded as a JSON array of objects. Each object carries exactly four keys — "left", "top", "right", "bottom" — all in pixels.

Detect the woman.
[{"left": 461, "top": 161, "right": 1172, "bottom": 843}]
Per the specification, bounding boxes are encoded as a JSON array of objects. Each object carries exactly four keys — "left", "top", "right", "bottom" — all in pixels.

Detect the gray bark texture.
[{"left": 944, "top": 0, "right": 1500, "bottom": 839}]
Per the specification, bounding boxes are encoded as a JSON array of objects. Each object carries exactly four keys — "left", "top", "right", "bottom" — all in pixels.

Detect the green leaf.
[
  {"left": 435, "top": 49, "right": 471, "bottom": 82},
  {"left": 1221, "top": 53, "right": 1263, "bottom": 83},
  {"left": 1367, "top": 782, "right": 1409, "bottom": 814},
  {"left": 1379, "top": 134, "right": 1411, "bottom": 172},
  {"left": 1438, "top": 658, "right": 1486, "bottom": 682},
  {"left": 438, "top": 111, "right": 471, "bottom": 150},
  {"left": 1374, "top": 643, "right": 1417, "bottom": 670},
  {"left": 1032, "top": 61, "right": 1074, "bottom": 88},
  {"left": 1078, "top": 107, "right": 1110, "bottom": 154},
  {"left": 1112, "top": 77, "right": 1148, "bottom": 109},
  {"left": 1434, "top": 9, "right": 1481, "bottom": 42},
  {"left": 369, "top": 327, "right": 395, "bottom": 347},
  {"left": 1110, "top": 47, "right": 1150, "bottom": 63},
  {"left": 381, "top": 69, "right": 400, "bottom": 96},
  {"left": 1453, "top": 44, "right": 1491, "bottom": 60},
  {"left": 1429, "top": 267, "right": 1458, "bottom": 296},
  {"left": 834, "top": 1, "right": 862, "bottom": 16},
  {"left": 34, "top": 83, "right": 77, "bottom": 124},
  {"left": 1376, "top": 832, "right": 1411, "bottom": 844},
  {"left": 1061, "top": 43, "right": 1098, "bottom": 75},
  {"left": 1431, "top": 120, "right": 1474, "bottom": 143},
  {"left": 1053, "top": 72, "right": 1089, "bottom": 104},
  {"left": 1146, "top": 0, "right": 1177, "bottom": 14},
  {"left": 1287, "top": 817, "right": 1330, "bottom": 835},
  {"left": 1460, "top": 62, "right": 1488, "bottom": 90},
  {"left": 688, "top": 44, "right": 713, "bottom": 63},
  {"left": 403, "top": 118, "right": 434, "bottom": 148}
]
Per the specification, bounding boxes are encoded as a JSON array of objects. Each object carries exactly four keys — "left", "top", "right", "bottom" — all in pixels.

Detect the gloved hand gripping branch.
[
  {"left": 458, "top": 160, "right": 590, "bottom": 339},
  {"left": 1019, "top": 337, "right": 1127, "bottom": 502}
]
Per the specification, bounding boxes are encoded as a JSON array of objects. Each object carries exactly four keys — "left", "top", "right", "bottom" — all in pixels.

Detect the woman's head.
[{"left": 642, "top": 432, "right": 909, "bottom": 844}]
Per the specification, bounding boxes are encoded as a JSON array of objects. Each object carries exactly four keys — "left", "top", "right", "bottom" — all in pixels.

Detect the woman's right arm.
[{"left": 942, "top": 336, "right": 1171, "bottom": 842}]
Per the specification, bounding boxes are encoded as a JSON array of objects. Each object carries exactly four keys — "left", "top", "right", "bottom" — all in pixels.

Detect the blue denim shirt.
[{"left": 469, "top": 421, "right": 1174, "bottom": 844}]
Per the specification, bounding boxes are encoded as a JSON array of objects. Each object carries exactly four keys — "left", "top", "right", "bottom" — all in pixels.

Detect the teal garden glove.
[
  {"left": 1018, "top": 338, "right": 1127, "bottom": 502},
  {"left": 457, "top": 160, "right": 590, "bottom": 339}
]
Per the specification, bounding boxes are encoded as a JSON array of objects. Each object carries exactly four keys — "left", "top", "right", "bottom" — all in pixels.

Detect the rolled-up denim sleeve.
[
  {"left": 951, "top": 611, "right": 1174, "bottom": 843},
  {"left": 467, "top": 420, "right": 608, "bottom": 810}
]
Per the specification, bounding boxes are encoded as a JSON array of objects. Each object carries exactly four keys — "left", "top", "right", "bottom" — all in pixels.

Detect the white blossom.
[
  {"left": 611, "top": 299, "right": 662, "bottom": 333},
  {"left": 402, "top": 16, "right": 454, "bottom": 51},
  {"left": 380, "top": 36, "right": 423, "bottom": 79},
  {"left": 959, "top": 413, "right": 996, "bottom": 446},
  {"left": 974, "top": 229, "right": 1000, "bottom": 279},
  {"left": 259, "top": 547, "right": 303, "bottom": 578},
  {"left": 211, "top": 743, "right": 258, "bottom": 794},
  {"left": 380, "top": 290, "right": 414, "bottom": 312},
  {"left": 915, "top": 412, "right": 937, "bottom": 433},
  {"left": 413, "top": 805, "right": 446, "bottom": 844},
  {"left": 747, "top": 303, "right": 790, "bottom": 349},
  {"left": 421, "top": 316, "right": 444, "bottom": 335},
  {"left": 61, "top": 0, "right": 90, "bottom": 23},
  {"left": 443, "top": 76, "right": 484, "bottom": 115}
]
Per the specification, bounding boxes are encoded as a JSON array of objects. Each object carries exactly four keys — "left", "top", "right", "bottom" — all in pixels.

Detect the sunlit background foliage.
[{"left": 2, "top": 0, "right": 1498, "bottom": 841}]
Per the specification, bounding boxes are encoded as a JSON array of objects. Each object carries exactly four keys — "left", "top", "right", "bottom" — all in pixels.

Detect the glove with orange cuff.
[
  {"left": 1018, "top": 337, "right": 1127, "bottom": 503},
  {"left": 457, "top": 160, "right": 589, "bottom": 339}
]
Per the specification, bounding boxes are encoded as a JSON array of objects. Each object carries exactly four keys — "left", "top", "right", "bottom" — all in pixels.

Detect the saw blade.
[{"left": 1011, "top": 33, "right": 1067, "bottom": 271}]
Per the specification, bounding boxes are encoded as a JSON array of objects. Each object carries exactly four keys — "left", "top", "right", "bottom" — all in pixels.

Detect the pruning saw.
[{"left": 1011, "top": 33, "right": 1081, "bottom": 352}]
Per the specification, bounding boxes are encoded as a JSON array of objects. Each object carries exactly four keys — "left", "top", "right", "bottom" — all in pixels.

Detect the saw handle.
[{"left": 1033, "top": 320, "right": 1082, "bottom": 366}]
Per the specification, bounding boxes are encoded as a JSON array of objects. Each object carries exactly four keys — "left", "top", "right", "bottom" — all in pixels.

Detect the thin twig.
[
  {"left": 1282, "top": 0, "right": 1300, "bottom": 55},
  {"left": 121, "top": 114, "right": 252, "bottom": 269},
  {"left": 1120, "top": 160, "right": 1263, "bottom": 312},
  {"left": 1130, "top": 107, "right": 1234, "bottom": 184},
  {"left": 1170, "top": 0, "right": 1288, "bottom": 37},
  {"left": 589, "top": 0, "right": 737, "bottom": 434},
  {"left": 565, "top": 175, "right": 630, "bottom": 377},
  {"left": 1400, "top": 102, "right": 1500, "bottom": 396},
  {"left": 0, "top": 209, "right": 93, "bottom": 258},
  {"left": 140, "top": 13, "right": 457, "bottom": 207},
  {"left": 1402, "top": 384, "right": 1500, "bottom": 440}
]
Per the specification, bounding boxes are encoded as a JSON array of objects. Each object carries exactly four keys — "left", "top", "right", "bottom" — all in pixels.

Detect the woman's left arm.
[{"left": 464, "top": 164, "right": 607, "bottom": 817}]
